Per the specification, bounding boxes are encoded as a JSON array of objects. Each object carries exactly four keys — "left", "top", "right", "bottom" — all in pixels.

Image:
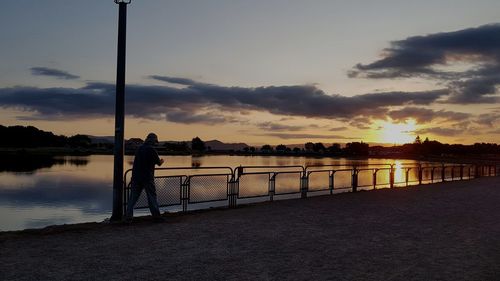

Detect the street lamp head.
[{"left": 114, "top": 0, "right": 131, "bottom": 4}]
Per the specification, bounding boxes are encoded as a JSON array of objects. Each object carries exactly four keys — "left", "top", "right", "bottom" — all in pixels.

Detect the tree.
[
  {"left": 164, "top": 141, "right": 189, "bottom": 152},
  {"left": 414, "top": 135, "right": 422, "bottom": 144},
  {"left": 261, "top": 144, "right": 273, "bottom": 152},
  {"left": 191, "top": 137, "right": 206, "bottom": 152},
  {"left": 68, "top": 134, "right": 92, "bottom": 148},
  {"left": 313, "top": 142, "right": 326, "bottom": 153},
  {"left": 276, "top": 144, "right": 287, "bottom": 152},
  {"left": 304, "top": 142, "right": 314, "bottom": 152},
  {"left": 327, "top": 143, "right": 341, "bottom": 154},
  {"left": 344, "top": 142, "right": 369, "bottom": 155}
]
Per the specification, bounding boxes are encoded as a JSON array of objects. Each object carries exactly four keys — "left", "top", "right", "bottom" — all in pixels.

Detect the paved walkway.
[{"left": 1, "top": 177, "right": 500, "bottom": 281}]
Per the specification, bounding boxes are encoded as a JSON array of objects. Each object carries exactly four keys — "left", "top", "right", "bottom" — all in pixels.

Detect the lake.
[{"left": 0, "top": 154, "right": 423, "bottom": 231}]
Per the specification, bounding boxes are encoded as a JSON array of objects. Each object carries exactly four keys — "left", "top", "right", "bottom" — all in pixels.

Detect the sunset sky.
[{"left": 1, "top": 0, "right": 499, "bottom": 145}]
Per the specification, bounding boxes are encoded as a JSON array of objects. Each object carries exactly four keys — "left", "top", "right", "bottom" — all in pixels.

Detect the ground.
[{"left": 1, "top": 177, "right": 500, "bottom": 281}]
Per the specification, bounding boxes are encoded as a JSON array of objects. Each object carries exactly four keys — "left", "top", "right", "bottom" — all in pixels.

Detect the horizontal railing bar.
[
  {"left": 188, "top": 198, "right": 229, "bottom": 204},
  {"left": 237, "top": 194, "right": 270, "bottom": 199}
]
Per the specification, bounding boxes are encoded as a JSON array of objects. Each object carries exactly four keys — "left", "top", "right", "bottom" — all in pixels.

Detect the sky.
[{"left": 1, "top": 0, "right": 499, "bottom": 145}]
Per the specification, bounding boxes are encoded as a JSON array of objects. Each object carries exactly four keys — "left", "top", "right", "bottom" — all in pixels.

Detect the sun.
[{"left": 379, "top": 119, "right": 416, "bottom": 144}]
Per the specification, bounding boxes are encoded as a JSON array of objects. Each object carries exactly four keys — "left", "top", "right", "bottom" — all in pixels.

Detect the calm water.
[{"left": 0, "top": 155, "right": 420, "bottom": 231}]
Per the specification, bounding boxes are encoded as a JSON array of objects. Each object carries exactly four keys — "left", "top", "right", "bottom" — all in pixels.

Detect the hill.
[{"left": 205, "top": 140, "right": 249, "bottom": 151}]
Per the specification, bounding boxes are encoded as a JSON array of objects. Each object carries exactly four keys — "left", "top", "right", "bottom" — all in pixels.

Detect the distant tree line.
[
  {"left": 0, "top": 125, "right": 91, "bottom": 148},
  {"left": 255, "top": 141, "right": 369, "bottom": 156},
  {"left": 2, "top": 125, "right": 498, "bottom": 157},
  {"left": 375, "top": 136, "right": 500, "bottom": 156}
]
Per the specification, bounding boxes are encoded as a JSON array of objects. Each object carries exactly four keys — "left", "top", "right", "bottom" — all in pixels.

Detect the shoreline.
[{"left": 1, "top": 147, "right": 498, "bottom": 165}]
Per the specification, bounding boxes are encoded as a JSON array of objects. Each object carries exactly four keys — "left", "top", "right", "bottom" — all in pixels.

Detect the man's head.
[{"left": 145, "top": 133, "right": 159, "bottom": 145}]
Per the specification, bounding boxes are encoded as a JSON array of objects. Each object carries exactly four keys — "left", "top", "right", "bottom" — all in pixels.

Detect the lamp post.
[{"left": 111, "top": 0, "right": 131, "bottom": 221}]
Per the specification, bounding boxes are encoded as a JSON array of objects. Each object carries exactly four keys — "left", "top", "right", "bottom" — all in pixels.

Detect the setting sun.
[{"left": 379, "top": 120, "right": 417, "bottom": 144}]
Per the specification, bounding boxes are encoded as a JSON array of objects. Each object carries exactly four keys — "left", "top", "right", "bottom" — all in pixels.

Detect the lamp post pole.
[{"left": 111, "top": 0, "right": 131, "bottom": 221}]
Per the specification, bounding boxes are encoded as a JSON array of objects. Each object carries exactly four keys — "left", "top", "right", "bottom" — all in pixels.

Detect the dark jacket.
[{"left": 131, "top": 143, "right": 161, "bottom": 184}]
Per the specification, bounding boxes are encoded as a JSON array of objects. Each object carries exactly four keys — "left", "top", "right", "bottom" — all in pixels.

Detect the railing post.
[
  {"left": 460, "top": 165, "right": 464, "bottom": 180},
  {"left": 373, "top": 169, "right": 378, "bottom": 189},
  {"left": 441, "top": 164, "right": 446, "bottom": 182},
  {"left": 451, "top": 166, "right": 455, "bottom": 181},
  {"left": 418, "top": 165, "right": 423, "bottom": 185},
  {"left": 390, "top": 165, "right": 395, "bottom": 188},
  {"left": 122, "top": 182, "right": 128, "bottom": 215},
  {"left": 405, "top": 168, "right": 410, "bottom": 187},
  {"left": 181, "top": 177, "right": 190, "bottom": 212},
  {"left": 269, "top": 173, "right": 276, "bottom": 202},
  {"left": 228, "top": 177, "right": 238, "bottom": 208},
  {"left": 352, "top": 168, "right": 358, "bottom": 192},
  {"left": 329, "top": 171, "right": 335, "bottom": 194},
  {"left": 431, "top": 167, "right": 435, "bottom": 183},
  {"left": 301, "top": 172, "right": 308, "bottom": 199},
  {"left": 475, "top": 165, "right": 480, "bottom": 178}
]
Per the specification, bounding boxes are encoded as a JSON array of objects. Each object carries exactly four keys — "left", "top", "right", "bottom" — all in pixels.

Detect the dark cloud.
[
  {"left": 258, "top": 133, "right": 358, "bottom": 140},
  {"left": 30, "top": 67, "right": 80, "bottom": 80},
  {"left": 415, "top": 127, "right": 463, "bottom": 137},
  {"left": 349, "top": 117, "right": 372, "bottom": 130},
  {"left": 476, "top": 113, "right": 500, "bottom": 126},
  {"left": 0, "top": 78, "right": 448, "bottom": 124},
  {"left": 256, "top": 122, "right": 306, "bottom": 131},
  {"left": 350, "top": 23, "right": 500, "bottom": 103},
  {"left": 329, "top": 126, "right": 348, "bottom": 131},
  {"left": 387, "top": 107, "right": 470, "bottom": 123},
  {"left": 165, "top": 110, "right": 228, "bottom": 124},
  {"left": 149, "top": 75, "right": 200, "bottom": 86}
]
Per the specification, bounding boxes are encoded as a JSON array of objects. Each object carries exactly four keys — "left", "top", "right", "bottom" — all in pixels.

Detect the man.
[{"left": 125, "top": 133, "right": 165, "bottom": 222}]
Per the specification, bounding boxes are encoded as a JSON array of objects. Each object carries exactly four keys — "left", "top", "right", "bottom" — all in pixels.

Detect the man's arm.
[{"left": 152, "top": 148, "right": 164, "bottom": 166}]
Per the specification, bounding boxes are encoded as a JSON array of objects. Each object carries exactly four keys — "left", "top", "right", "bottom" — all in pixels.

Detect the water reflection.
[
  {"left": 0, "top": 155, "right": 88, "bottom": 173},
  {"left": 394, "top": 161, "right": 404, "bottom": 182},
  {"left": 0, "top": 174, "right": 111, "bottom": 213}
]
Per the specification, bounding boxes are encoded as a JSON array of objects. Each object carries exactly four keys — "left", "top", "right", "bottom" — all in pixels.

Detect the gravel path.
[{"left": 1, "top": 177, "right": 500, "bottom": 281}]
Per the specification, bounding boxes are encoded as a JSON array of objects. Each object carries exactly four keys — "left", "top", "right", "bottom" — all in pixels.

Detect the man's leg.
[
  {"left": 125, "top": 183, "right": 144, "bottom": 219},
  {"left": 145, "top": 181, "right": 161, "bottom": 217}
]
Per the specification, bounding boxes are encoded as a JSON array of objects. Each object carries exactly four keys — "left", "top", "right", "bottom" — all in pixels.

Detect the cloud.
[
  {"left": 0, "top": 78, "right": 448, "bottom": 123},
  {"left": 350, "top": 23, "right": 500, "bottom": 103},
  {"left": 329, "top": 126, "right": 348, "bottom": 131},
  {"left": 30, "top": 67, "right": 80, "bottom": 80},
  {"left": 149, "top": 75, "right": 200, "bottom": 86},
  {"left": 475, "top": 113, "right": 500, "bottom": 126},
  {"left": 415, "top": 127, "right": 464, "bottom": 137},
  {"left": 165, "top": 110, "right": 228, "bottom": 124},
  {"left": 387, "top": 107, "right": 470, "bottom": 123},
  {"left": 256, "top": 122, "right": 306, "bottom": 131},
  {"left": 257, "top": 133, "right": 358, "bottom": 140}
]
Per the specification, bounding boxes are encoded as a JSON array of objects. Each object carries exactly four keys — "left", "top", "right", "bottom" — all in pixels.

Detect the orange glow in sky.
[{"left": 378, "top": 120, "right": 417, "bottom": 144}]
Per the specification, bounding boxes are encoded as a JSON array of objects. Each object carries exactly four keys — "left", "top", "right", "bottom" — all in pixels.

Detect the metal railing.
[{"left": 124, "top": 163, "right": 499, "bottom": 213}]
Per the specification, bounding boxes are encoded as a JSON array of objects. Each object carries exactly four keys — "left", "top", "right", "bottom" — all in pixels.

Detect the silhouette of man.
[{"left": 125, "top": 133, "right": 165, "bottom": 222}]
